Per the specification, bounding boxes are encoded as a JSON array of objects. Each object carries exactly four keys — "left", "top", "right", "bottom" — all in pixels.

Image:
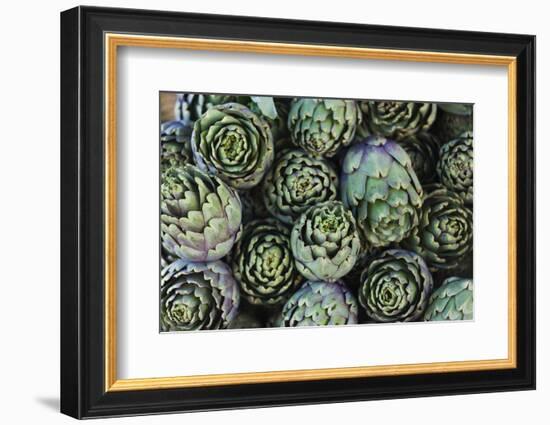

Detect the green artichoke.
[
  {"left": 288, "top": 98, "right": 361, "bottom": 157},
  {"left": 174, "top": 93, "right": 234, "bottom": 124},
  {"left": 401, "top": 184, "right": 473, "bottom": 272},
  {"left": 281, "top": 280, "right": 358, "bottom": 326},
  {"left": 161, "top": 165, "right": 242, "bottom": 262},
  {"left": 397, "top": 132, "right": 440, "bottom": 184},
  {"left": 437, "top": 131, "right": 473, "bottom": 205},
  {"left": 359, "top": 249, "right": 433, "bottom": 322},
  {"left": 232, "top": 219, "right": 302, "bottom": 306},
  {"left": 432, "top": 103, "right": 473, "bottom": 144},
  {"left": 424, "top": 277, "right": 473, "bottom": 321},
  {"left": 191, "top": 103, "right": 274, "bottom": 189},
  {"left": 340, "top": 136, "right": 423, "bottom": 247},
  {"left": 291, "top": 201, "right": 361, "bottom": 282},
  {"left": 263, "top": 148, "right": 339, "bottom": 224},
  {"left": 248, "top": 97, "right": 290, "bottom": 142},
  {"left": 160, "top": 260, "right": 239, "bottom": 331},
  {"left": 360, "top": 101, "right": 437, "bottom": 140}
]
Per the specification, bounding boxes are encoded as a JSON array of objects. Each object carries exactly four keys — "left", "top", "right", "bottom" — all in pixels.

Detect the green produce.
[
  {"left": 437, "top": 131, "right": 473, "bottom": 205},
  {"left": 424, "top": 277, "right": 473, "bottom": 321},
  {"left": 397, "top": 132, "right": 440, "bottom": 184}
]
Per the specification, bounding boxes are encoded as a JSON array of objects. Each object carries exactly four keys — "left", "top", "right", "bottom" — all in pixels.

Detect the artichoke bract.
[
  {"left": 232, "top": 219, "right": 302, "bottom": 306},
  {"left": 424, "top": 277, "right": 473, "bottom": 321},
  {"left": 437, "top": 131, "right": 473, "bottom": 205},
  {"left": 263, "top": 148, "right": 339, "bottom": 224},
  {"left": 288, "top": 98, "right": 361, "bottom": 157},
  {"left": 291, "top": 201, "right": 361, "bottom": 282},
  {"left": 340, "top": 136, "right": 423, "bottom": 247},
  {"left": 360, "top": 101, "right": 437, "bottom": 140},
  {"left": 160, "top": 260, "right": 240, "bottom": 331},
  {"left": 401, "top": 184, "right": 473, "bottom": 272},
  {"left": 281, "top": 280, "right": 358, "bottom": 326},
  {"left": 161, "top": 165, "right": 242, "bottom": 262},
  {"left": 174, "top": 93, "right": 234, "bottom": 124},
  {"left": 160, "top": 121, "right": 194, "bottom": 175},
  {"left": 359, "top": 249, "right": 433, "bottom": 322},
  {"left": 398, "top": 132, "right": 440, "bottom": 184},
  {"left": 191, "top": 103, "right": 274, "bottom": 189}
]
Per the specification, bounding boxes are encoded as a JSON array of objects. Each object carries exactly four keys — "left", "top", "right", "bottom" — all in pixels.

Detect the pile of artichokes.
[{"left": 160, "top": 94, "right": 474, "bottom": 331}]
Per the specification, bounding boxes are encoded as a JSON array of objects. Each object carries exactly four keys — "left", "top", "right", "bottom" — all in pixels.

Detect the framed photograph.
[{"left": 60, "top": 6, "right": 536, "bottom": 419}]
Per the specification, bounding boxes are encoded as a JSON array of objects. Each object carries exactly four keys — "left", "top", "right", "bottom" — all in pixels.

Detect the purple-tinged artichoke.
[
  {"left": 288, "top": 98, "right": 361, "bottom": 158},
  {"left": 360, "top": 101, "right": 437, "bottom": 140},
  {"left": 160, "top": 260, "right": 240, "bottom": 331},
  {"left": 232, "top": 219, "right": 302, "bottom": 307},
  {"left": 161, "top": 164, "right": 242, "bottom": 262},
  {"left": 401, "top": 184, "right": 473, "bottom": 272},
  {"left": 424, "top": 277, "right": 473, "bottom": 321},
  {"left": 191, "top": 103, "right": 274, "bottom": 189},
  {"left": 281, "top": 280, "right": 358, "bottom": 326},
  {"left": 340, "top": 136, "right": 423, "bottom": 248},
  {"left": 263, "top": 148, "right": 339, "bottom": 224},
  {"left": 359, "top": 249, "right": 433, "bottom": 322},
  {"left": 437, "top": 131, "right": 473, "bottom": 205},
  {"left": 291, "top": 201, "right": 361, "bottom": 282}
]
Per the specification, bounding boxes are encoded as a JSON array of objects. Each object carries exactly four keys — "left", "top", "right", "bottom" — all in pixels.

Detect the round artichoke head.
[
  {"left": 174, "top": 93, "right": 234, "bottom": 124},
  {"left": 288, "top": 98, "right": 361, "bottom": 157},
  {"left": 401, "top": 183, "right": 473, "bottom": 272},
  {"left": 160, "top": 260, "right": 240, "bottom": 331},
  {"left": 191, "top": 103, "right": 274, "bottom": 189},
  {"left": 360, "top": 101, "right": 437, "bottom": 140},
  {"left": 340, "top": 136, "right": 423, "bottom": 247},
  {"left": 397, "top": 132, "right": 440, "bottom": 184},
  {"left": 424, "top": 277, "right": 473, "bottom": 321},
  {"left": 437, "top": 131, "right": 473, "bottom": 205},
  {"left": 161, "top": 164, "right": 242, "bottom": 262},
  {"left": 281, "top": 280, "right": 358, "bottom": 326},
  {"left": 232, "top": 219, "right": 302, "bottom": 306},
  {"left": 263, "top": 148, "right": 339, "bottom": 224},
  {"left": 359, "top": 249, "right": 433, "bottom": 322},
  {"left": 291, "top": 201, "right": 361, "bottom": 282}
]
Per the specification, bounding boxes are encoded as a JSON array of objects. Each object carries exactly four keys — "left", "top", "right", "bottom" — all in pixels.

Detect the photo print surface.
[{"left": 159, "top": 93, "right": 474, "bottom": 332}]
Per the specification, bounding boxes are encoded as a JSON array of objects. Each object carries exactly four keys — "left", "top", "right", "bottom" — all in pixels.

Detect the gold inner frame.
[{"left": 104, "top": 33, "right": 517, "bottom": 392}]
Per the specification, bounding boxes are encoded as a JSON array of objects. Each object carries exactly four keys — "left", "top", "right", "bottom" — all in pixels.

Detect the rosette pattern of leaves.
[
  {"left": 263, "top": 148, "right": 339, "bottom": 224},
  {"left": 360, "top": 101, "right": 437, "bottom": 140},
  {"left": 437, "top": 131, "right": 473, "bottom": 205},
  {"left": 401, "top": 184, "right": 473, "bottom": 272},
  {"left": 288, "top": 98, "right": 361, "bottom": 158},
  {"left": 160, "top": 260, "right": 240, "bottom": 331},
  {"left": 191, "top": 103, "right": 274, "bottom": 189},
  {"left": 424, "top": 277, "right": 473, "bottom": 321},
  {"left": 232, "top": 219, "right": 302, "bottom": 306},
  {"left": 281, "top": 280, "right": 358, "bottom": 326},
  {"left": 340, "top": 136, "right": 423, "bottom": 247},
  {"left": 398, "top": 132, "right": 440, "bottom": 184},
  {"left": 291, "top": 201, "right": 361, "bottom": 282},
  {"left": 161, "top": 164, "right": 242, "bottom": 262},
  {"left": 174, "top": 93, "right": 234, "bottom": 124},
  {"left": 359, "top": 249, "right": 433, "bottom": 322}
]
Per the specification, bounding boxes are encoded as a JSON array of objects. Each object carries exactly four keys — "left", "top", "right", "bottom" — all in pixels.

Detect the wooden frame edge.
[{"left": 104, "top": 33, "right": 518, "bottom": 393}]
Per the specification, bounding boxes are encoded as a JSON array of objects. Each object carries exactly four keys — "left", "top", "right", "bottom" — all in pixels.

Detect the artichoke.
[
  {"left": 359, "top": 249, "right": 433, "bottom": 322},
  {"left": 401, "top": 184, "right": 473, "bottom": 272},
  {"left": 161, "top": 164, "right": 242, "bottom": 262},
  {"left": 288, "top": 98, "right": 361, "bottom": 157},
  {"left": 281, "top": 280, "right": 358, "bottom": 326},
  {"left": 340, "top": 136, "right": 423, "bottom": 247},
  {"left": 263, "top": 148, "right": 339, "bottom": 224},
  {"left": 432, "top": 103, "right": 473, "bottom": 144},
  {"left": 424, "top": 277, "right": 473, "bottom": 321},
  {"left": 360, "top": 101, "right": 437, "bottom": 140},
  {"left": 397, "top": 132, "right": 440, "bottom": 184},
  {"left": 174, "top": 93, "right": 234, "bottom": 124},
  {"left": 232, "top": 219, "right": 302, "bottom": 306},
  {"left": 160, "top": 260, "right": 239, "bottom": 331},
  {"left": 191, "top": 103, "right": 274, "bottom": 189},
  {"left": 248, "top": 97, "right": 290, "bottom": 142},
  {"left": 291, "top": 201, "right": 361, "bottom": 282},
  {"left": 437, "top": 131, "right": 473, "bottom": 205}
]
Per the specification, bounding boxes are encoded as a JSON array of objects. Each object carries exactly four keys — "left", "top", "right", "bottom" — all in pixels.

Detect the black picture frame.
[{"left": 60, "top": 5, "right": 535, "bottom": 419}]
